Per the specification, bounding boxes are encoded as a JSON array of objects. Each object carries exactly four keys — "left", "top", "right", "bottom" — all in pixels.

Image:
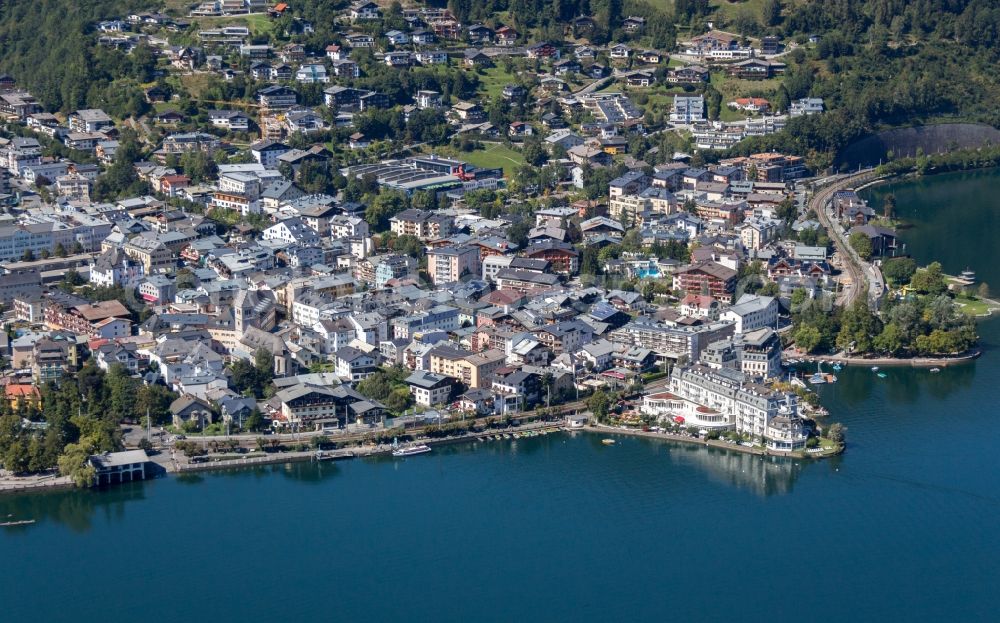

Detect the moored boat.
[{"left": 391, "top": 444, "right": 432, "bottom": 457}]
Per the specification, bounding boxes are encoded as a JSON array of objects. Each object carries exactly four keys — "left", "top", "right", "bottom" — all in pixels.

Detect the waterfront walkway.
[
  {"left": 584, "top": 424, "right": 843, "bottom": 459},
  {"left": 0, "top": 471, "right": 73, "bottom": 493},
  {"left": 783, "top": 348, "right": 981, "bottom": 368}
]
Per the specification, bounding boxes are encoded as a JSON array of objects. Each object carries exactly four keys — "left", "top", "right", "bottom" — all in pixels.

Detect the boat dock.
[{"left": 314, "top": 449, "right": 355, "bottom": 461}]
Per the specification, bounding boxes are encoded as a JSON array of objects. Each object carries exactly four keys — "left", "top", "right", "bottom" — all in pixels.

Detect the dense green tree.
[
  {"left": 826, "top": 422, "right": 846, "bottom": 444},
  {"left": 848, "top": 231, "right": 874, "bottom": 260},
  {"left": 873, "top": 322, "right": 905, "bottom": 355},
  {"left": 587, "top": 389, "right": 610, "bottom": 422},
  {"left": 760, "top": 0, "right": 781, "bottom": 27},
  {"left": 882, "top": 257, "right": 917, "bottom": 286},
  {"left": 58, "top": 443, "right": 96, "bottom": 488},
  {"left": 837, "top": 300, "right": 881, "bottom": 353},
  {"left": 910, "top": 261, "right": 948, "bottom": 295},
  {"left": 365, "top": 190, "right": 409, "bottom": 231},
  {"left": 794, "top": 325, "right": 822, "bottom": 353},
  {"left": 392, "top": 234, "right": 425, "bottom": 258}
]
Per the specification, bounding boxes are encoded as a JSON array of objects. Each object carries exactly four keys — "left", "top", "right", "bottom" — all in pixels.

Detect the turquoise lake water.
[{"left": 2, "top": 171, "right": 1000, "bottom": 622}]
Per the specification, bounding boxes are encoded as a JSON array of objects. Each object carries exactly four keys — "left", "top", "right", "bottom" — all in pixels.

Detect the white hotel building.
[{"left": 642, "top": 364, "right": 807, "bottom": 451}]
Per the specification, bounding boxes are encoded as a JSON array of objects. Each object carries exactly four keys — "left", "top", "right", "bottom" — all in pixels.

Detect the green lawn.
[
  {"left": 709, "top": 70, "right": 783, "bottom": 120},
  {"left": 953, "top": 294, "right": 995, "bottom": 317},
  {"left": 178, "top": 72, "right": 214, "bottom": 98},
  {"left": 152, "top": 101, "right": 180, "bottom": 114},
  {"left": 188, "top": 13, "right": 274, "bottom": 36},
  {"left": 457, "top": 143, "right": 526, "bottom": 176},
  {"left": 475, "top": 66, "right": 522, "bottom": 100}
]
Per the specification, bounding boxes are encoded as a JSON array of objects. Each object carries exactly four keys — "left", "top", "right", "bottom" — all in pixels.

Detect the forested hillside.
[
  {"left": 0, "top": 0, "right": 154, "bottom": 113},
  {"left": 2, "top": 0, "right": 1000, "bottom": 165}
]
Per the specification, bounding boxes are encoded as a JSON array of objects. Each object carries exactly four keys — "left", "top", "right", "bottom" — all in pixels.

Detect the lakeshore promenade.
[
  {"left": 584, "top": 423, "right": 843, "bottom": 459},
  {"left": 783, "top": 348, "right": 981, "bottom": 368}
]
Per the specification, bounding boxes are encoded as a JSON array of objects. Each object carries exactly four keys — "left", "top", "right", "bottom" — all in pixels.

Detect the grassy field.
[
  {"left": 188, "top": 13, "right": 275, "bottom": 35},
  {"left": 461, "top": 143, "right": 526, "bottom": 176},
  {"left": 953, "top": 294, "right": 996, "bottom": 317},
  {"left": 178, "top": 72, "right": 215, "bottom": 98},
  {"left": 474, "top": 66, "right": 522, "bottom": 100},
  {"left": 709, "top": 70, "right": 782, "bottom": 120}
]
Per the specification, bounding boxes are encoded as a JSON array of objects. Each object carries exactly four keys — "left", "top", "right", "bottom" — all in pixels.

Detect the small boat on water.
[
  {"left": 0, "top": 519, "right": 35, "bottom": 527},
  {"left": 601, "top": 438, "right": 616, "bottom": 445},
  {"left": 503, "top": 433, "right": 512, "bottom": 439},
  {"left": 392, "top": 443, "right": 432, "bottom": 457},
  {"left": 877, "top": 372, "right": 888, "bottom": 379},
  {"left": 930, "top": 368, "right": 941, "bottom": 373},
  {"left": 871, "top": 366, "right": 880, "bottom": 372},
  {"left": 809, "top": 361, "right": 832, "bottom": 384}
]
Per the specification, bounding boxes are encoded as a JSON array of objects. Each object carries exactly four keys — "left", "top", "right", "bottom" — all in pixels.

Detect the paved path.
[{"left": 783, "top": 348, "right": 981, "bottom": 368}]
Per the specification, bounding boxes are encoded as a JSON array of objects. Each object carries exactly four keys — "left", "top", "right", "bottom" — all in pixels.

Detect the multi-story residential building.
[
  {"left": 124, "top": 235, "right": 175, "bottom": 273},
  {"left": 393, "top": 305, "right": 459, "bottom": 339},
  {"left": 89, "top": 248, "right": 145, "bottom": 289},
  {"left": 789, "top": 97, "right": 824, "bottom": 117},
  {"left": 494, "top": 268, "right": 560, "bottom": 294},
  {"left": 32, "top": 337, "right": 75, "bottom": 383},
  {"left": 610, "top": 187, "right": 677, "bottom": 221},
  {"left": 670, "top": 94, "right": 705, "bottom": 123},
  {"left": 256, "top": 85, "right": 298, "bottom": 109},
  {"left": 739, "top": 328, "right": 782, "bottom": 379},
  {"left": 250, "top": 139, "right": 291, "bottom": 168},
  {"left": 406, "top": 370, "right": 452, "bottom": 407},
  {"left": 372, "top": 254, "right": 416, "bottom": 287},
  {"left": 350, "top": 0, "right": 381, "bottom": 20},
  {"left": 68, "top": 109, "right": 114, "bottom": 133},
  {"left": 275, "top": 383, "right": 371, "bottom": 430},
  {"left": 44, "top": 299, "right": 132, "bottom": 338},
  {"left": 738, "top": 217, "right": 781, "bottom": 251},
  {"left": 492, "top": 369, "right": 541, "bottom": 414},
  {"left": 312, "top": 318, "right": 356, "bottom": 354},
  {"left": 160, "top": 133, "right": 220, "bottom": 156},
  {"left": 390, "top": 209, "right": 453, "bottom": 240},
  {"left": 610, "top": 317, "right": 735, "bottom": 362},
  {"left": 138, "top": 275, "right": 176, "bottom": 304},
  {"left": 721, "top": 294, "right": 779, "bottom": 334},
  {"left": 208, "top": 110, "right": 251, "bottom": 132},
  {"left": 349, "top": 312, "right": 388, "bottom": 346},
  {"left": 427, "top": 244, "right": 480, "bottom": 285},
  {"left": 333, "top": 346, "right": 379, "bottom": 381},
  {"left": 262, "top": 217, "right": 321, "bottom": 246},
  {"left": 672, "top": 261, "right": 739, "bottom": 303},
  {"left": 533, "top": 320, "right": 593, "bottom": 354},
  {"left": 428, "top": 343, "right": 469, "bottom": 379},
  {"left": 295, "top": 63, "right": 329, "bottom": 84},
  {"left": 523, "top": 240, "right": 579, "bottom": 275}
]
